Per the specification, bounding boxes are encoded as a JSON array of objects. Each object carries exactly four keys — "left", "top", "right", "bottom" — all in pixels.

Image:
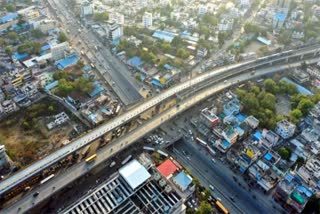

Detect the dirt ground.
[
  {"left": 244, "top": 41, "right": 264, "bottom": 54},
  {"left": 0, "top": 97, "right": 79, "bottom": 167},
  {"left": 276, "top": 94, "right": 291, "bottom": 116}
]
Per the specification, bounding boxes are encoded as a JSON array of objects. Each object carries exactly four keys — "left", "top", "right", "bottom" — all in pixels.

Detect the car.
[
  {"left": 224, "top": 80, "right": 228, "bottom": 83},
  {"left": 186, "top": 156, "right": 191, "bottom": 160},
  {"left": 209, "top": 185, "right": 215, "bottom": 191},
  {"left": 33, "top": 192, "right": 39, "bottom": 197},
  {"left": 211, "top": 158, "right": 216, "bottom": 163}
]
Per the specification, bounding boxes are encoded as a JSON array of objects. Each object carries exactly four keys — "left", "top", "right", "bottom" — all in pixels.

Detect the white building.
[
  {"left": 47, "top": 112, "right": 70, "bottom": 130},
  {"left": 1, "top": 100, "right": 17, "bottom": 114},
  {"left": 81, "top": 1, "right": 94, "bottom": 16},
  {"left": 218, "top": 18, "right": 234, "bottom": 31},
  {"left": 136, "top": 0, "right": 148, "bottom": 9},
  {"left": 105, "top": 22, "right": 123, "bottom": 41},
  {"left": 0, "top": 145, "right": 10, "bottom": 172},
  {"left": 198, "top": 4, "right": 208, "bottom": 15},
  {"left": 142, "top": 12, "right": 153, "bottom": 29},
  {"left": 275, "top": 119, "right": 296, "bottom": 139},
  {"left": 51, "top": 42, "right": 70, "bottom": 61},
  {"left": 109, "top": 12, "right": 125, "bottom": 25}
]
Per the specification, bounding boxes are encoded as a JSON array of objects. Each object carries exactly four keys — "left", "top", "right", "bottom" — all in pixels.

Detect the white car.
[
  {"left": 211, "top": 158, "right": 216, "bottom": 163},
  {"left": 209, "top": 185, "right": 215, "bottom": 191}
]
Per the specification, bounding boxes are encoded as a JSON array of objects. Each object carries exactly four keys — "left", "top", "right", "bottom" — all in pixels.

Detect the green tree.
[
  {"left": 177, "top": 48, "right": 190, "bottom": 59},
  {"left": 196, "top": 202, "right": 212, "bottom": 214},
  {"left": 263, "top": 79, "right": 279, "bottom": 94},
  {"left": 260, "top": 93, "right": 276, "bottom": 110},
  {"left": 93, "top": 12, "right": 109, "bottom": 22},
  {"left": 290, "top": 109, "right": 303, "bottom": 124},
  {"left": 6, "top": 4, "right": 16, "bottom": 12},
  {"left": 57, "top": 79, "right": 74, "bottom": 97},
  {"left": 0, "top": 38, "right": 7, "bottom": 48},
  {"left": 58, "top": 32, "right": 68, "bottom": 43},
  {"left": 202, "top": 14, "right": 218, "bottom": 26},
  {"left": 291, "top": 94, "right": 308, "bottom": 109},
  {"left": 298, "top": 99, "right": 314, "bottom": 116},
  {"left": 31, "top": 29, "right": 45, "bottom": 39},
  {"left": 278, "top": 147, "right": 292, "bottom": 160},
  {"left": 242, "top": 93, "right": 260, "bottom": 113},
  {"left": 48, "top": 105, "right": 54, "bottom": 112},
  {"left": 53, "top": 71, "right": 68, "bottom": 80},
  {"left": 76, "top": 60, "right": 85, "bottom": 69},
  {"left": 5, "top": 46, "right": 13, "bottom": 55},
  {"left": 74, "top": 77, "right": 94, "bottom": 94},
  {"left": 7, "top": 32, "right": 18, "bottom": 40},
  {"left": 250, "top": 85, "right": 261, "bottom": 95}
]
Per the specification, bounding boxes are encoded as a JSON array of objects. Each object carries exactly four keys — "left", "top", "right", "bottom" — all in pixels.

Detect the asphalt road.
[
  {"left": 48, "top": 0, "right": 142, "bottom": 106},
  {"left": 169, "top": 140, "right": 283, "bottom": 214}
]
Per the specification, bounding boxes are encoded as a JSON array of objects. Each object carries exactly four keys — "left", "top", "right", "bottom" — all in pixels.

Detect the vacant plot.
[
  {"left": 0, "top": 97, "right": 81, "bottom": 167},
  {"left": 276, "top": 94, "right": 291, "bottom": 116}
]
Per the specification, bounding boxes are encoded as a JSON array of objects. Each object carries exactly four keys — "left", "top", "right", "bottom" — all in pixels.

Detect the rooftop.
[
  {"left": 156, "top": 159, "right": 179, "bottom": 178},
  {"left": 119, "top": 159, "right": 151, "bottom": 190},
  {"left": 173, "top": 171, "right": 193, "bottom": 192}
]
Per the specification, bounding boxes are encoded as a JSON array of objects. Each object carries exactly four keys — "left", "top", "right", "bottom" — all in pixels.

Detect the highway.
[
  {"left": 47, "top": 0, "right": 142, "bottom": 106},
  {"left": 2, "top": 58, "right": 320, "bottom": 214},
  {"left": 0, "top": 46, "right": 319, "bottom": 202}
]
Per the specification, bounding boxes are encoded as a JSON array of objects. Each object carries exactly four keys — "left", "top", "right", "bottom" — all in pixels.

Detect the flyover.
[
  {"left": 0, "top": 46, "right": 320, "bottom": 202},
  {"left": 2, "top": 58, "right": 320, "bottom": 214}
]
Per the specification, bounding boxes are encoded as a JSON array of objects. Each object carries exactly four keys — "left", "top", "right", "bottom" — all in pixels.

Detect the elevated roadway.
[
  {"left": 3, "top": 58, "right": 320, "bottom": 214},
  {"left": 0, "top": 47, "right": 320, "bottom": 203}
]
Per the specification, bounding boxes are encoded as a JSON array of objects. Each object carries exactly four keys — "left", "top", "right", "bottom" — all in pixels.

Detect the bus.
[
  {"left": 40, "top": 174, "right": 55, "bottom": 185},
  {"left": 215, "top": 201, "right": 229, "bottom": 214},
  {"left": 85, "top": 154, "right": 97, "bottom": 163},
  {"left": 238, "top": 84, "right": 245, "bottom": 88},
  {"left": 196, "top": 137, "right": 207, "bottom": 146},
  {"left": 121, "top": 155, "right": 132, "bottom": 165},
  {"left": 257, "top": 79, "right": 264, "bottom": 83},
  {"left": 157, "top": 150, "right": 168, "bottom": 157}
]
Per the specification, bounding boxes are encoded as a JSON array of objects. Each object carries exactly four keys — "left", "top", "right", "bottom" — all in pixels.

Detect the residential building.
[
  {"left": 223, "top": 98, "right": 241, "bottom": 116},
  {"left": 142, "top": 12, "right": 153, "bottom": 29},
  {"left": 235, "top": 144, "right": 262, "bottom": 173},
  {"left": 47, "top": 112, "right": 70, "bottom": 130},
  {"left": 245, "top": 116, "right": 260, "bottom": 129},
  {"left": 1, "top": 100, "right": 17, "bottom": 114},
  {"left": 200, "top": 107, "right": 219, "bottom": 128},
  {"left": 109, "top": 12, "right": 125, "bottom": 25},
  {"left": 196, "top": 47, "right": 208, "bottom": 58},
  {"left": 274, "top": 172, "right": 313, "bottom": 213},
  {"left": 0, "top": 145, "right": 10, "bottom": 173},
  {"left": 291, "top": 69, "right": 310, "bottom": 84},
  {"left": 218, "top": 18, "right": 234, "bottom": 31},
  {"left": 222, "top": 126, "right": 239, "bottom": 144},
  {"left": 198, "top": 4, "right": 208, "bottom": 16},
  {"left": 275, "top": 120, "right": 296, "bottom": 139},
  {"left": 273, "top": 0, "right": 291, "bottom": 8},
  {"left": 81, "top": 1, "right": 94, "bottom": 16},
  {"left": 51, "top": 42, "right": 70, "bottom": 61},
  {"left": 262, "top": 129, "right": 280, "bottom": 147},
  {"left": 105, "top": 21, "right": 123, "bottom": 41}
]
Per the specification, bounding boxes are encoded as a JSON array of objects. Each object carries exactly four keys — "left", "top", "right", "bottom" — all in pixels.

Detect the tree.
[
  {"left": 278, "top": 147, "right": 292, "bottom": 160},
  {"left": 58, "top": 32, "right": 68, "bottom": 43},
  {"left": 298, "top": 98, "right": 314, "bottom": 116},
  {"left": 48, "top": 105, "right": 54, "bottom": 112},
  {"left": 5, "top": 46, "right": 13, "bottom": 55},
  {"left": 31, "top": 29, "right": 45, "bottom": 39},
  {"left": 290, "top": 109, "right": 303, "bottom": 124},
  {"left": 263, "top": 79, "right": 278, "bottom": 94},
  {"left": 196, "top": 202, "right": 212, "bottom": 214},
  {"left": 7, "top": 32, "right": 18, "bottom": 40},
  {"left": 76, "top": 60, "right": 85, "bottom": 69},
  {"left": 6, "top": 4, "right": 16, "bottom": 12},
  {"left": 260, "top": 93, "right": 276, "bottom": 110},
  {"left": 242, "top": 93, "right": 260, "bottom": 113},
  {"left": 74, "top": 77, "right": 94, "bottom": 94},
  {"left": 93, "top": 12, "right": 109, "bottom": 22},
  {"left": 177, "top": 48, "right": 190, "bottom": 59},
  {"left": 56, "top": 79, "right": 74, "bottom": 97},
  {"left": 202, "top": 14, "right": 218, "bottom": 26},
  {"left": 250, "top": 85, "right": 260, "bottom": 95}
]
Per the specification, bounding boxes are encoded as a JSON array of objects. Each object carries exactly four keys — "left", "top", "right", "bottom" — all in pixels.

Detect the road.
[
  {"left": 3, "top": 59, "right": 318, "bottom": 214},
  {"left": 47, "top": 0, "right": 142, "bottom": 106},
  {"left": 1, "top": 46, "right": 319, "bottom": 203},
  {"left": 170, "top": 140, "right": 282, "bottom": 214}
]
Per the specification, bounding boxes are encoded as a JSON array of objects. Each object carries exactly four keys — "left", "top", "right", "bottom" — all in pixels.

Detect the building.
[
  {"left": 223, "top": 98, "right": 241, "bottom": 116},
  {"left": 200, "top": 107, "right": 219, "bottom": 128},
  {"left": 273, "top": 0, "right": 291, "bottom": 8},
  {"left": 275, "top": 119, "right": 296, "bottom": 139},
  {"left": 51, "top": 42, "right": 70, "bottom": 61},
  {"left": 105, "top": 21, "right": 123, "bottom": 41},
  {"left": 273, "top": 11, "right": 287, "bottom": 29},
  {"left": 0, "top": 145, "right": 10, "bottom": 174},
  {"left": 196, "top": 47, "right": 208, "bottom": 58},
  {"left": 172, "top": 171, "right": 193, "bottom": 192},
  {"left": 262, "top": 129, "right": 280, "bottom": 147},
  {"left": 291, "top": 69, "right": 310, "bottom": 84},
  {"left": 47, "top": 112, "right": 70, "bottom": 130},
  {"left": 62, "top": 159, "right": 184, "bottom": 214},
  {"left": 157, "top": 159, "right": 179, "bottom": 179},
  {"left": 1, "top": 100, "right": 17, "bottom": 114},
  {"left": 142, "top": 12, "right": 153, "bottom": 29},
  {"left": 81, "top": 1, "right": 94, "bottom": 16},
  {"left": 109, "top": 12, "right": 125, "bottom": 25},
  {"left": 198, "top": 4, "right": 208, "bottom": 15},
  {"left": 273, "top": 172, "right": 313, "bottom": 213},
  {"left": 245, "top": 116, "right": 260, "bottom": 129}
]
